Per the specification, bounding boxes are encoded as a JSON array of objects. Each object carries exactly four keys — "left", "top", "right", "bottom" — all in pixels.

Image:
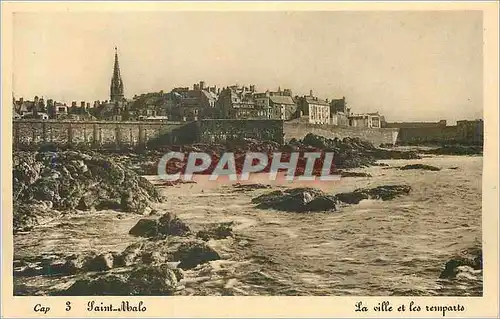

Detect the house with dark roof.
[
  {"left": 296, "top": 90, "right": 331, "bottom": 124},
  {"left": 218, "top": 85, "right": 269, "bottom": 120},
  {"left": 253, "top": 89, "right": 297, "bottom": 120}
]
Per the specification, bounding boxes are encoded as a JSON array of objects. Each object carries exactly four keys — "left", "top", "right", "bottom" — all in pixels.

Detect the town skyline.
[{"left": 13, "top": 11, "right": 483, "bottom": 124}]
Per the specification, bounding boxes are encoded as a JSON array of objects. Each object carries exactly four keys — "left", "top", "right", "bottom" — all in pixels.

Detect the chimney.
[
  {"left": 199, "top": 81, "right": 205, "bottom": 90},
  {"left": 250, "top": 85, "right": 255, "bottom": 92},
  {"left": 86, "top": 102, "right": 91, "bottom": 109},
  {"left": 71, "top": 101, "right": 77, "bottom": 108},
  {"left": 81, "top": 101, "right": 85, "bottom": 108},
  {"left": 217, "top": 88, "right": 221, "bottom": 94},
  {"left": 20, "top": 97, "right": 24, "bottom": 103},
  {"left": 309, "top": 90, "right": 313, "bottom": 97}
]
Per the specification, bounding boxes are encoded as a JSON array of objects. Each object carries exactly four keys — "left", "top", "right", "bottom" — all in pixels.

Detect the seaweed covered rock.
[
  {"left": 335, "top": 185, "right": 412, "bottom": 204},
  {"left": 400, "top": 164, "right": 441, "bottom": 171},
  {"left": 128, "top": 212, "right": 191, "bottom": 238},
  {"left": 13, "top": 150, "right": 162, "bottom": 231}
]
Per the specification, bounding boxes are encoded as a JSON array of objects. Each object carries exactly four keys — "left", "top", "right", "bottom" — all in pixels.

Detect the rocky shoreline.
[{"left": 13, "top": 134, "right": 483, "bottom": 296}]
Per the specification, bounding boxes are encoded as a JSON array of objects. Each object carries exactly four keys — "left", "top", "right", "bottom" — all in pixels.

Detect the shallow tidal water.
[{"left": 14, "top": 155, "right": 483, "bottom": 296}]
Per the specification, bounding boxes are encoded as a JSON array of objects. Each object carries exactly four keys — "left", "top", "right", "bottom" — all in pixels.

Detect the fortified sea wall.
[
  {"left": 12, "top": 119, "right": 285, "bottom": 149},
  {"left": 13, "top": 120, "right": 187, "bottom": 149},
  {"left": 283, "top": 122, "right": 399, "bottom": 146}
]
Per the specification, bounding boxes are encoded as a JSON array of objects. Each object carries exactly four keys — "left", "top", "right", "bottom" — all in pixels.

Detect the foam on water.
[{"left": 13, "top": 155, "right": 482, "bottom": 296}]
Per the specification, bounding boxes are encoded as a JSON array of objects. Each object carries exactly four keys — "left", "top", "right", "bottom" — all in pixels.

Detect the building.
[
  {"left": 296, "top": 90, "right": 330, "bottom": 124},
  {"left": 348, "top": 112, "right": 382, "bottom": 128},
  {"left": 218, "top": 85, "right": 269, "bottom": 119},
  {"left": 329, "top": 96, "right": 349, "bottom": 127},
  {"left": 127, "top": 81, "right": 220, "bottom": 121},
  {"left": 253, "top": 88, "right": 297, "bottom": 120},
  {"left": 175, "top": 81, "right": 219, "bottom": 120},
  {"left": 13, "top": 96, "right": 50, "bottom": 119},
  {"left": 91, "top": 100, "right": 127, "bottom": 121}
]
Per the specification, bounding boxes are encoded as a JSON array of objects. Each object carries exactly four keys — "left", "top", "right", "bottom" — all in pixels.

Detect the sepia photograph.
[{"left": 2, "top": 3, "right": 499, "bottom": 317}]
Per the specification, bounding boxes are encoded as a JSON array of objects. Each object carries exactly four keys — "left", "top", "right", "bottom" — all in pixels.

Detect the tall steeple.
[{"left": 110, "top": 46, "right": 124, "bottom": 102}]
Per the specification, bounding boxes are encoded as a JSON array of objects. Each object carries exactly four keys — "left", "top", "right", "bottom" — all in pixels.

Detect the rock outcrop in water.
[
  {"left": 335, "top": 185, "right": 412, "bottom": 205},
  {"left": 20, "top": 212, "right": 225, "bottom": 296},
  {"left": 252, "top": 185, "right": 412, "bottom": 212},
  {"left": 98, "top": 134, "right": 420, "bottom": 176},
  {"left": 439, "top": 246, "right": 482, "bottom": 279},
  {"left": 60, "top": 264, "right": 179, "bottom": 296},
  {"left": 424, "top": 145, "right": 483, "bottom": 156},
  {"left": 13, "top": 150, "right": 162, "bottom": 232},
  {"left": 400, "top": 164, "right": 441, "bottom": 171},
  {"left": 252, "top": 188, "right": 334, "bottom": 212},
  {"left": 129, "top": 212, "right": 191, "bottom": 238},
  {"left": 196, "top": 222, "right": 235, "bottom": 241},
  {"left": 339, "top": 171, "right": 372, "bottom": 178}
]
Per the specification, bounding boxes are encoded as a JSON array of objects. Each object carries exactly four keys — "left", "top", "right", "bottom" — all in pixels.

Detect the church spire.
[{"left": 110, "top": 46, "right": 124, "bottom": 102}]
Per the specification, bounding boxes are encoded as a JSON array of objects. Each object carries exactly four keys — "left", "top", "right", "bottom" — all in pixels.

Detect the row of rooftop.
[{"left": 13, "top": 80, "right": 387, "bottom": 129}]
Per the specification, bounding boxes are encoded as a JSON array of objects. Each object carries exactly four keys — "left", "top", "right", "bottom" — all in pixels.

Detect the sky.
[{"left": 13, "top": 11, "right": 483, "bottom": 124}]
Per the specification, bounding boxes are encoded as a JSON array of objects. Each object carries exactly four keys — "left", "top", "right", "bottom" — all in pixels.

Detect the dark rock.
[
  {"left": 300, "top": 133, "right": 420, "bottom": 169},
  {"left": 253, "top": 185, "right": 411, "bottom": 212},
  {"left": 114, "top": 242, "right": 144, "bottom": 267},
  {"left": 340, "top": 171, "right": 372, "bottom": 178},
  {"left": 63, "top": 254, "right": 96, "bottom": 275},
  {"left": 128, "top": 213, "right": 190, "bottom": 238},
  {"left": 196, "top": 222, "right": 234, "bottom": 241},
  {"left": 172, "top": 241, "right": 221, "bottom": 270},
  {"left": 400, "top": 164, "right": 441, "bottom": 171},
  {"left": 59, "top": 264, "right": 178, "bottom": 296},
  {"left": 60, "top": 274, "right": 131, "bottom": 296},
  {"left": 86, "top": 253, "right": 114, "bottom": 272},
  {"left": 129, "top": 219, "right": 159, "bottom": 238},
  {"left": 440, "top": 246, "right": 482, "bottom": 279},
  {"left": 305, "top": 195, "right": 337, "bottom": 212},
  {"left": 141, "top": 251, "right": 166, "bottom": 264},
  {"left": 13, "top": 150, "right": 162, "bottom": 231},
  {"left": 424, "top": 145, "right": 483, "bottom": 156},
  {"left": 335, "top": 185, "right": 412, "bottom": 204},
  {"left": 157, "top": 212, "right": 191, "bottom": 237},
  {"left": 127, "top": 264, "right": 178, "bottom": 295},
  {"left": 172, "top": 268, "right": 184, "bottom": 281},
  {"left": 252, "top": 188, "right": 329, "bottom": 212},
  {"left": 233, "top": 183, "right": 272, "bottom": 191}
]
